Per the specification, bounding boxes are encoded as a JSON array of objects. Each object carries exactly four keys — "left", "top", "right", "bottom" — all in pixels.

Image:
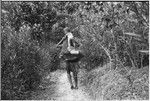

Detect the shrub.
[
  {"left": 1, "top": 40, "right": 42, "bottom": 100},
  {"left": 1, "top": 25, "right": 42, "bottom": 100},
  {"left": 79, "top": 64, "right": 149, "bottom": 100},
  {"left": 80, "top": 40, "right": 108, "bottom": 71},
  {"left": 38, "top": 42, "right": 61, "bottom": 73}
]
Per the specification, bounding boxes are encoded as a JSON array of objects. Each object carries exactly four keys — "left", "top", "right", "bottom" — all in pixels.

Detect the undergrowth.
[{"left": 79, "top": 63, "right": 149, "bottom": 100}]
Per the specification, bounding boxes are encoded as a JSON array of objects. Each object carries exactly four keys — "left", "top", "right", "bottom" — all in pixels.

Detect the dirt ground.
[{"left": 31, "top": 70, "right": 92, "bottom": 101}]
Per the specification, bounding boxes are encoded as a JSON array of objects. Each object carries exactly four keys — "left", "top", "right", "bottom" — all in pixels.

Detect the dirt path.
[
  {"left": 31, "top": 70, "right": 91, "bottom": 101},
  {"left": 56, "top": 71, "right": 90, "bottom": 101}
]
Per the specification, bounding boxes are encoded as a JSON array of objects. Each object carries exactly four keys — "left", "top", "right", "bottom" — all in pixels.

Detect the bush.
[
  {"left": 79, "top": 64, "right": 149, "bottom": 100},
  {"left": 79, "top": 63, "right": 111, "bottom": 99},
  {"left": 1, "top": 24, "right": 43, "bottom": 100},
  {"left": 38, "top": 42, "right": 61, "bottom": 73},
  {"left": 1, "top": 40, "right": 42, "bottom": 100},
  {"left": 80, "top": 40, "right": 108, "bottom": 71}
]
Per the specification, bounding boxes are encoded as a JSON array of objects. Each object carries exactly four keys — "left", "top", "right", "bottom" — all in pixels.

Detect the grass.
[{"left": 79, "top": 63, "right": 149, "bottom": 100}]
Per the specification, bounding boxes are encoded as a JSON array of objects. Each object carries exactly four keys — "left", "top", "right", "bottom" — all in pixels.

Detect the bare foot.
[{"left": 71, "top": 86, "right": 74, "bottom": 89}]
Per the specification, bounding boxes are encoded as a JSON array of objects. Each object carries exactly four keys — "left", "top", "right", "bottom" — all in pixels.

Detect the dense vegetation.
[{"left": 1, "top": 1, "right": 149, "bottom": 100}]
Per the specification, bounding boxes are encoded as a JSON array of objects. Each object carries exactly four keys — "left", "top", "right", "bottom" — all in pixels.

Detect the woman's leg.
[
  {"left": 73, "top": 63, "right": 80, "bottom": 89},
  {"left": 73, "top": 70, "right": 78, "bottom": 89},
  {"left": 66, "top": 61, "right": 74, "bottom": 89}
]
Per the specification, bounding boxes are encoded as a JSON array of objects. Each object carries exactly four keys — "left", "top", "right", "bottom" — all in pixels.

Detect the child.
[
  {"left": 56, "top": 27, "right": 81, "bottom": 58},
  {"left": 56, "top": 27, "right": 83, "bottom": 89}
]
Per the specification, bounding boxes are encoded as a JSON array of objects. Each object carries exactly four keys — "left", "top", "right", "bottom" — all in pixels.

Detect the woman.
[
  {"left": 56, "top": 27, "right": 84, "bottom": 89},
  {"left": 56, "top": 27, "right": 81, "bottom": 58}
]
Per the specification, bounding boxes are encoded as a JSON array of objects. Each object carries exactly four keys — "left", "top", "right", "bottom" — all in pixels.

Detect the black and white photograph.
[{"left": 1, "top": 1, "right": 149, "bottom": 100}]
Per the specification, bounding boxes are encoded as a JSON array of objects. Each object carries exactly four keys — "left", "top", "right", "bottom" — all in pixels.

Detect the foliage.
[
  {"left": 1, "top": 1, "right": 71, "bottom": 99},
  {"left": 2, "top": 1, "right": 148, "bottom": 70},
  {"left": 2, "top": 1, "right": 74, "bottom": 44},
  {"left": 1, "top": 1, "right": 149, "bottom": 100},
  {"left": 79, "top": 65, "right": 149, "bottom": 100},
  {"left": 76, "top": 2, "right": 149, "bottom": 70},
  {"left": 38, "top": 42, "right": 61, "bottom": 73},
  {"left": 1, "top": 26, "right": 41, "bottom": 99}
]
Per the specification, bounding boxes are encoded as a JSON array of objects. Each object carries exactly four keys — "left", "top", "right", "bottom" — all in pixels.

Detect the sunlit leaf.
[
  {"left": 139, "top": 50, "right": 149, "bottom": 54},
  {"left": 124, "top": 32, "right": 141, "bottom": 37}
]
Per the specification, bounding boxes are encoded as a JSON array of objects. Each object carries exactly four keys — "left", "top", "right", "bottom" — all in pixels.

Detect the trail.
[
  {"left": 56, "top": 71, "right": 90, "bottom": 101},
  {"left": 31, "top": 70, "right": 91, "bottom": 101}
]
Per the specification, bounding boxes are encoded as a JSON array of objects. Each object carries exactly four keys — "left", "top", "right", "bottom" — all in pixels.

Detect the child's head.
[{"left": 64, "top": 27, "right": 71, "bottom": 33}]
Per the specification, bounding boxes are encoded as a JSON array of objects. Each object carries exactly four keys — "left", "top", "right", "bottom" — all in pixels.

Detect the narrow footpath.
[{"left": 31, "top": 70, "right": 91, "bottom": 101}]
